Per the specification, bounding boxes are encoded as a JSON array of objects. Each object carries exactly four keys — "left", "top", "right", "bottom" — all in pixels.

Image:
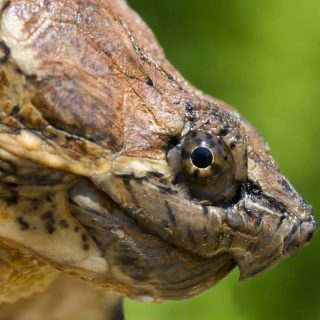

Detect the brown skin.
[{"left": 0, "top": 0, "right": 316, "bottom": 315}]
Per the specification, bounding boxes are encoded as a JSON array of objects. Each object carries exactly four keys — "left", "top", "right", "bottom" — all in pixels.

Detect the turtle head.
[
  {"left": 0, "top": 0, "right": 316, "bottom": 303},
  {"left": 93, "top": 96, "right": 316, "bottom": 288}
]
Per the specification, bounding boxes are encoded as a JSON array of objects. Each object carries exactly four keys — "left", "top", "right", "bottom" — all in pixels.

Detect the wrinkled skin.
[{"left": 0, "top": 0, "right": 316, "bottom": 311}]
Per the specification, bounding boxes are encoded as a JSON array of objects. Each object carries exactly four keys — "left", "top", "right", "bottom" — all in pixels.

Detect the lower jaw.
[{"left": 68, "top": 179, "right": 236, "bottom": 300}]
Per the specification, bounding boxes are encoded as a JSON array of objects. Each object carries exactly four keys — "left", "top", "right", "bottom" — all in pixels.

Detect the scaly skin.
[{"left": 0, "top": 0, "right": 316, "bottom": 318}]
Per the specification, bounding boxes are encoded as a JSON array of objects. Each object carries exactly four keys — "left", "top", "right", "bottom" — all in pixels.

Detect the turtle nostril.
[
  {"left": 306, "top": 231, "right": 315, "bottom": 243},
  {"left": 282, "top": 219, "right": 317, "bottom": 255},
  {"left": 305, "top": 219, "right": 317, "bottom": 243}
]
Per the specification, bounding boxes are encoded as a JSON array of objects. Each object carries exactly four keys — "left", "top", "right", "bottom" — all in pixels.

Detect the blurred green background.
[{"left": 125, "top": 1, "right": 320, "bottom": 319}]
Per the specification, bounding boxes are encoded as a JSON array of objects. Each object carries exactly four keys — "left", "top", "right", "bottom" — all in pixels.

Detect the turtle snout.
[
  {"left": 229, "top": 194, "right": 317, "bottom": 281},
  {"left": 282, "top": 215, "right": 317, "bottom": 255}
]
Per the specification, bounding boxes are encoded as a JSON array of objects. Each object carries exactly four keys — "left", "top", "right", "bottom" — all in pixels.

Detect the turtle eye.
[
  {"left": 191, "top": 146, "right": 213, "bottom": 168},
  {"left": 180, "top": 131, "right": 237, "bottom": 203}
]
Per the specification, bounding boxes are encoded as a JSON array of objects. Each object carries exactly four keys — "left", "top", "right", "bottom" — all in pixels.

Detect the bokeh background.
[{"left": 125, "top": 1, "right": 320, "bottom": 319}]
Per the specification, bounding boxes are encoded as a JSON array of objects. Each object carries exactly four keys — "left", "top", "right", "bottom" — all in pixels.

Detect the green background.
[{"left": 125, "top": 1, "right": 320, "bottom": 319}]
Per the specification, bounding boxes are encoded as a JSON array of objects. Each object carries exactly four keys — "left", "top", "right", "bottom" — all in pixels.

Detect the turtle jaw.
[{"left": 68, "top": 178, "right": 236, "bottom": 301}]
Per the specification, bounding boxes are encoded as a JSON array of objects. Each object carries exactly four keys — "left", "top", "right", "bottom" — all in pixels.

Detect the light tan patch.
[
  {"left": 1, "top": 6, "right": 42, "bottom": 74},
  {"left": 17, "top": 131, "right": 42, "bottom": 151}
]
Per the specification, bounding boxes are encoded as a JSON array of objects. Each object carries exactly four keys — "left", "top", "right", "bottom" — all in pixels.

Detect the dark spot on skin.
[
  {"left": 186, "top": 101, "right": 196, "bottom": 122},
  {"left": 0, "top": 41, "right": 10, "bottom": 64},
  {"left": 146, "top": 171, "right": 163, "bottom": 179},
  {"left": 41, "top": 211, "right": 55, "bottom": 234},
  {"left": 91, "top": 235, "right": 102, "bottom": 248},
  {"left": 205, "top": 133, "right": 212, "bottom": 141},
  {"left": 208, "top": 140, "right": 216, "bottom": 148},
  {"left": 4, "top": 191, "right": 19, "bottom": 206},
  {"left": 24, "top": 72, "right": 37, "bottom": 80},
  {"left": 281, "top": 178, "right": 294, "bottom": 194},
  {"left": 0, "top": 161, "right": 16, "bottom": 175},
  {"left": 251, "top": 185, "right": 261, "bottom": 195},
  {"left": 306, "top": 231, "right": 314, "bottom": 243},
  {"left": 41, "top": 211, "right": 53, "bottom": 220},
  {"left": 15, "top": 67, "right": 24, "bottom": 75},
  {"left": 247, "top": 240, "right": 260, "bottom": 253},
  {"left": 202, "top": 206, "right": 209, "bottom": 216},
  {"left": 160, "top": 219, "right": 169, "bottom": 228},
  {"left": 82, "top": 243, "right": 90, "bottom": 251},
  {"left": 191, "top": 131, "right": 197, "bottom": 138},
  {"left": 186, "top": 101, "right": 193, "bottom": 112},
  {"left": 284, "top": 223, "right": 299, "bottom": 244},
  {"left": 168, "top": 136, "right": 179, "bottom": 148},
  {"left": 230, "top": 141, "right": 237, "bottom": 149},
  {"left": 181, "top": 149, "right": 191, "bottom": 159},
  {"left": 146, "top": 76, "right": 154, "bottom": 87},
  {"left": 255, "top": 213, "right": 263, "bottom": 226},
  {"left": 220, "top": 128, "right": 230, "bottom": 136},
  {"left": 159, "top": 178, "right": 168, "bottom": 185},
  {"left": 65, "top": 134, "right": 81, "bottom": 142},
  {"left": 243, "top": 203, "right": 253, "bottom": 217},
  {"left": 157, "top": 185, "right": 177, "bottom": 195},
  {"left": 59, "top": 220, "right": 69, "bottom": 228},
  {"left": 9, "top": 105, "right": 20, "bottom": 116},
  {"left": 172, "top": 173, "right": 185, "bottom": 185},
  {"left": 187, "top": 225, "right": 196, "bottom": 246},
  {"left": 82, "top": 223, "right": 95, "bottom": 231},
  {"left": 9, "top": 126, "right": 21, "bottom": 135},
  {"left": 243, "top": 181, "right": 262, "bottom": 196},
  {"left": 276, "top": 213, "right": 287, "bottom": 230},
  {"left": 81, "top": 233, "right": 88, "bottom": 242},
  {"left": 83, "top": 206, "right": 105, "bottom": 219},
  {"left": 17, "top": 216, "right": 30, "bottom": 231},
  {"left": 122, "top": 176, "right": 140, "bottom": 204},
  {"left": 74, "top": 226, "right": 80, "bottom": 232},
  {"left": 110, "top": 300, "right": 124, "bottom": 320},
  {"left": 164, "top": 200, "right": 176, "bottom": 226},
  {"left": 167, "top": 74, "right": 174, "bottom": 81}
]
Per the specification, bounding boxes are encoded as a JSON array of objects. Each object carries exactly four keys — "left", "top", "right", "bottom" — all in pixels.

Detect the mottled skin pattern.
[{"left": 0, "top": 0, "right": 316, "bottom": 319}]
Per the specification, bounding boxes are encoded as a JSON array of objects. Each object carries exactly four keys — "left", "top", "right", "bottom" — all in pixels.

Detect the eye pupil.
[{"left": 191, "top": 147, "right": 213, "bottom": 169}]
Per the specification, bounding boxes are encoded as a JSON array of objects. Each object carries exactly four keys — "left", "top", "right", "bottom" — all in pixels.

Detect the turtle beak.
[
  {"left": 282, "top": 214, "right": 317, "bottom": 256},
  {"left": 237, "top": 209, "right": 317, "bottom": 280},
  {"left": 228, "top": 179, "right": 317, "bottom": 281},
  {"left": 229, "top": 125, "right": 318, "bottom": 280}
]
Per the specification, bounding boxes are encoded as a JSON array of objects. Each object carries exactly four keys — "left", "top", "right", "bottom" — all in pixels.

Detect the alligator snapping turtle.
[{"left": 0, "top": 0, "right": 316, "bottom": 319}]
